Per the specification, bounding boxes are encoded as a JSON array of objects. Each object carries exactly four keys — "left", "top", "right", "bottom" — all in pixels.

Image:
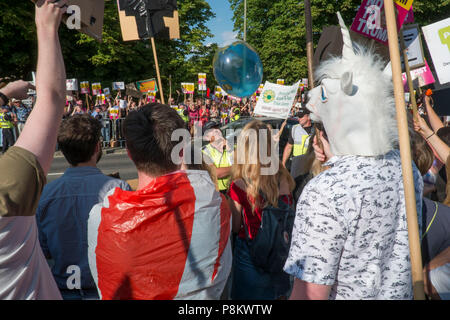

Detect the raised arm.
[
  {"left": 15, "top": 0, "right": 67, "bottom": 175},
  {"left": 424, "top": 95, "right": 444, "bottom": 133}
]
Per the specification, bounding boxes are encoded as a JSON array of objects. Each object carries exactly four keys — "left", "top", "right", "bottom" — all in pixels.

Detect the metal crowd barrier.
[{"left": 101, "top": 118, "right": 126, "bottom": 148}]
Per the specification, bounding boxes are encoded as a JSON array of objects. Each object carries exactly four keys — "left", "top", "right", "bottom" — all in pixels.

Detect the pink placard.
[
  {"left": 350, "top": 0, "right": 414, "bottom": 46},
  {"left": 350, "top": 0, "right": 388, "bottom": 45},
  {"left": 402, "top": 60, "right": 435, "bottom": 92},
  {"left": 396, "top": 5, "right": 414, "bottom": 30}
]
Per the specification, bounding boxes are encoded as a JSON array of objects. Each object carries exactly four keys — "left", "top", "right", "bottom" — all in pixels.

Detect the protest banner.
[
  {"left": 136, "top": 79, "right": 158, "bottom": 93},
  {"left": 92, "top": 83, "right": 102, "bottom": 95},
  {"left": 277, "top": 79, "right": 285, "bottom": 85},
  {"left": 198, "top": 73, "right": 207, "bottom": 91},
  {"left": 80, "top": 81, "right": 90, "bottom": 94},
  {"left": 253, "top": 81, "right": 300, "bottom": 119},
  {"left": 422, "top": 17, "right": 450, "bottom": 85},
  {"left": 66, "top": 79, "right": 78, "bottom": 91},
  {"left": 401, "top": 60, "right": 435, "bottom": 92},
  {"left": 400, "top": 24, "right": 425, "bottom": 70},
  {"left": 112, "top": 82, "right": 125, "bottom": 90},
  {"left": 181, "top": 83, "right": 195, "bottom": 94}
]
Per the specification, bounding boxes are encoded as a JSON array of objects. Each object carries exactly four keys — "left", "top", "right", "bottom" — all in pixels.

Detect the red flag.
[{"left": 88, "top": 170, "right": 232, "bottom": 300}]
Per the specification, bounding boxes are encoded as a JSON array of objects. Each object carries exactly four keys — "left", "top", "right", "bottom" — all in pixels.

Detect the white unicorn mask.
[{"left": 306, "top": 12, "right": 398, "bottom": 156}]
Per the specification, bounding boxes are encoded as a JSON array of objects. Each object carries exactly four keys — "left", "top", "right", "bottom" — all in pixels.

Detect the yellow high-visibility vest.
[
  {"left": 202, "top": 144, "right": 232, "bottom": 191},
  {"left": 292, "top": 124, "right": 310, "bottom": 156},
  {"left": 0, "top": 113, "right": 14, "bottom": 129}
]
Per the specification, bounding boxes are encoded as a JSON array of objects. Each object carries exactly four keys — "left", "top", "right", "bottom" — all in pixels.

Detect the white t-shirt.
[{"left": 0, "top": 217, "right": 61, "bottom": 299}]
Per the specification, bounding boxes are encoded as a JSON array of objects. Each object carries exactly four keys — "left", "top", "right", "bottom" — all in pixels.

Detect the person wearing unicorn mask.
[{"left": 284, "top": 12, "right": 423, "bottom": 300}]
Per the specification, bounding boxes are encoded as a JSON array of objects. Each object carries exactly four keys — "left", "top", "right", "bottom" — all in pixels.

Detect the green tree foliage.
[
  {"left": 228, "top": 0, "right": 450, "bottom": 85},
  {"left": 0, "top": 0, "right": 216, "bottom": 102}
]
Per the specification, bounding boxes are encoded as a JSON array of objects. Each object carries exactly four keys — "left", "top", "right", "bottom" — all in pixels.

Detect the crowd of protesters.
[{"left": 0, "top": 0, "right": 449, "bottom": 301}]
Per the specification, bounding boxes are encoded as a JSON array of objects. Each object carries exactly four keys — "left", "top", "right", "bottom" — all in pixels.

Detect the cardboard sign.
[
  {"left": 126, "top": 83, "right": 142, "bottom": 98},
  {"left": 402, "top": 60, "right": 435, "bottom": 91},
  {"left": 117, "top": 0, "right": 180, "bottom": 41},
  {"left": 136, "top": 79, "right": 158, "bottom": 93},
  {"left": 422, "top": 18, "right": 450, "bottom": 85},
  {"left": 112, "top": 82, "right": 125, "bottom": 90},
  {"left": 80, "top": 81, "right": 90, "bottom": 94},
  {"left": 66, "top": 79, "right": 78, "bottom": 91},
  {"left": 92, "top": 83, "right": 102, "bottom": 95},
  {"left": 31, "top": 0, "right": 105, "bottom": 42},
  {"left": 253, "top": 81, "right": 300, "bottom": 119},
  {"left": 198, "top": 73, "right": 207, "bottom": 91}
]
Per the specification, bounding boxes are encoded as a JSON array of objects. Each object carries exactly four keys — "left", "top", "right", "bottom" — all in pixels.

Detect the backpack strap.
[{"left": 422, "top": 201, "right": 438, "bottom": 241}]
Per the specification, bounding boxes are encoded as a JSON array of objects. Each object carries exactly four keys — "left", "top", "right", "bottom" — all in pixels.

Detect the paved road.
[{"left": 47, "top": 149, "right": 138, "bottom": 184}]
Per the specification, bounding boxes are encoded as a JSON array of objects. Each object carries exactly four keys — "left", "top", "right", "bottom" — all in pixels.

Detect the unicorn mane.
[{"left": 306, "top": 13, "right": 398, "bottom": 156}]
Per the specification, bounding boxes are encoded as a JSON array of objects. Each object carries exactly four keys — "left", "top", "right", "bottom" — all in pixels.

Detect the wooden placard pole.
[
  {"left": 304, "top": 0, "right": 314, "bottom": 90},
  {"left": 150, "top": 37, "right": 165, "bottom": 105},
  {"left": 383, "top": 0, "right": 425, "bottom": 300},
  {"left": 399, "top": 28, "right": 418, "bottom": 120}
]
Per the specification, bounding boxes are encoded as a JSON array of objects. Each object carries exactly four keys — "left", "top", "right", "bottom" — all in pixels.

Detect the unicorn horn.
[{"left": 337, "top": 12, "right": 356, "bottom": 61}]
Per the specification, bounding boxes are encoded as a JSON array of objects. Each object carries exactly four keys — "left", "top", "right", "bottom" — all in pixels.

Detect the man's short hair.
[
  {"left": 123, "top": 103, "right": 185, "bottom": 176},
  {"left": 57, "top": 114, "right": 102, "bottom": 166}
]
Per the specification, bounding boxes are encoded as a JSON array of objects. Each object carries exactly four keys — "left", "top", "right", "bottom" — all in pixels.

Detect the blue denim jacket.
[{"left": 36, "top": 166, "right": 131, "bottom": 290}]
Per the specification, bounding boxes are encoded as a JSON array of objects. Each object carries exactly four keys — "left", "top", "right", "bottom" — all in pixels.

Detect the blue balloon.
[{"left": 213, "top": 41, "right": 263, "bottom": 98}]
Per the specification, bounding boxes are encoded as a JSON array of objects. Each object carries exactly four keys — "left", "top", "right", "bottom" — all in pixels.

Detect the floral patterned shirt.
[{"left": 284, "top": 150, "right": 423, "bottom": 300}]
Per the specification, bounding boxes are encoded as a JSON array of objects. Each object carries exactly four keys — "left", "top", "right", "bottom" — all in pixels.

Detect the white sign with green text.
[{"left": 253, "top": 81, "right": 300, "bottom": 119}]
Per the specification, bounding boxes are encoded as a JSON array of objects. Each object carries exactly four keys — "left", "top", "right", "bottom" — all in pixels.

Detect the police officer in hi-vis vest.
[
  {"left": 0, "top": 105, "right": 16, "bottom": 153},
  {"left": 282, "top": 108, "right": 312, "bottom": 169},
  {"left": 202, "top": 121, "right": 233, "bottom": 194}
]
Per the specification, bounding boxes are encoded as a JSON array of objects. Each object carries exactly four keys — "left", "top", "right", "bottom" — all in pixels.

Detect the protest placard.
[
  {"left": 401, "top": 24, "right": 425, "bottom": 70},
  {"left": 136, "top": 79, "right": 158, "bottom": 93},
  {"left": 402, "top": 60, "right": 435, "bottom": 91},
  {"left": 396, "top": 4, "right": 414, "bottom": 30},
  {"left": 422, "top": 17, "right": 450, "bottom": 85},
  {"left": 214, "top": 86, "right": 224, "bottom": 97},
  {"left": 351, "top": 0, "right": 388, "bottom": 45},
  {"left": 103, "top": 88, "right": 111, "bottom": 96},
  {"left": 66, "top": 79, "right": 78, "bottom": 91},
  {"left": 181, "top": 83, "right": 195, "bottom": 94},
  {"left": 80, "top": 81, "right": 90, "bottom": 94},
  {"left": 112, "top": 82, "right": 125, "bottom": 90},
  {"left": 92, "top": 83, "right": 102, "bottom": 95},
  {"left": 350, "top": 0, "right": 413, "bottom": 45},
  {"left": 198, "top": 73, "right": 207, "bottom": 91},
  {"left": 253, "top": 81, "right": 300, "bottom": 119}
]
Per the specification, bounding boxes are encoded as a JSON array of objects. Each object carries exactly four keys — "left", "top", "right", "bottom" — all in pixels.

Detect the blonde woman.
[{"left": 228, "top": 120, "right": 295, "bottom": 300}]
